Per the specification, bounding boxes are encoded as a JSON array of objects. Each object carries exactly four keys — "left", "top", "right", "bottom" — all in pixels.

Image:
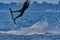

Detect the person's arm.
[
  {"left": 28, "top": 0, "right": 31, "bottom": 4},
  {"left": 27, "top": 0, "right": 31, "bottom": 5},
  {"left": 24, "top": 0, "right": 31, "bottom": 5}
]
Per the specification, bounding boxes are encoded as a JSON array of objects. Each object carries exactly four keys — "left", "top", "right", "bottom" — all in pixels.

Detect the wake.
[
  {"left": 0, "top": 20, "right": 60, "bottom": 35},
  {"left": 0, "top": 20, "right": 49, "bottom": 35},
  {"left": 1, "top": 20, "right": 59, "bottom": 35}
]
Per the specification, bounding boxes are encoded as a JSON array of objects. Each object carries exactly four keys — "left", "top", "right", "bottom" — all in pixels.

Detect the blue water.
[
  {"left": 0, "top": 34, "right": 60, "bottom": 40},
  {"left": 0, "top": 12, "right": 60, "bottom": 30},
  {"left": 0, "top": 11, "right": 60, "bottom": 40},
  {"left": 0, "top": 2, "right": 60, "bottom": 40}
]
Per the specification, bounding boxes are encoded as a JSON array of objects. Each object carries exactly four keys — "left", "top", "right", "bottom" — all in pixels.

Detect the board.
[{"left": 9, "top": 8, "right": 16, "bottom": 27}]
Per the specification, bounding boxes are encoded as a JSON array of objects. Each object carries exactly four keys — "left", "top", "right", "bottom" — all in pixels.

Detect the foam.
[{"left": 0, "top": 20, "right": 48, "bottom": 35}]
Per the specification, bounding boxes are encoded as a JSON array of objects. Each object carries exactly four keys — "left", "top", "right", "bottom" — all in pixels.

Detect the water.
[
  {"left": 0, "top": 11, "right": 60, "bottom": 40},
  {"left": 0, "top": 34, "right": 60, "bottom": 40}
]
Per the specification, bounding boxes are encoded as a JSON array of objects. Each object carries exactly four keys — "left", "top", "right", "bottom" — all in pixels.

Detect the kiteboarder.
[{"left": 9, "top": 0, "right": 30, "bottom": 24}]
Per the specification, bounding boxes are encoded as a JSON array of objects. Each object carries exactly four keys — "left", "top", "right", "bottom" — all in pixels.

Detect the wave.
[{"left": 0, "top": 20, "right": 49, "bottom": 35}]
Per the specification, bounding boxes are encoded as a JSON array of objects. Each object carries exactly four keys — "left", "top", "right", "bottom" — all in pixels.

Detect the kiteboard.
[{"left": 9, "top": 8, "right": 16, "bottom": 27}]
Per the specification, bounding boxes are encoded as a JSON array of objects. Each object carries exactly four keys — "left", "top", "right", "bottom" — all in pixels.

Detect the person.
[{"left": 9, "top": 0, "right": 30, "bottom": 24}]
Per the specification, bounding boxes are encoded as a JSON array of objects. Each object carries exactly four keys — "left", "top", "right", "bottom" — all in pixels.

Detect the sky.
[{"left": 0, "top": 0, "right": 60, "bottom": 3}]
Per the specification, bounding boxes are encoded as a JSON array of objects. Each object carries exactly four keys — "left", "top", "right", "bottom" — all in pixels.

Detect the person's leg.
[
  {"left": 14, "top": 11, "right": 24, "bottom": 24},
  {"left": 11, "top": 9, "right": 21, "bottom": 13},
  {"left": 14, "top": 12, "right": 24, "bottom": 20}
]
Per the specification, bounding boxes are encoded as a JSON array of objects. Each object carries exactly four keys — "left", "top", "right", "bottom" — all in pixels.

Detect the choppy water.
[
  {"left": 0, "top": 34, "right": 60, "bottom": 40},
  {"left": 0, "top": 11, "right": 60, "bottom": 40}
]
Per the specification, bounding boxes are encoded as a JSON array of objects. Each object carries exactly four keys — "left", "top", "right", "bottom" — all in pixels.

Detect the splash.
[{"left": 0, "top": 20, "right": 48, "bottom": 35}]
